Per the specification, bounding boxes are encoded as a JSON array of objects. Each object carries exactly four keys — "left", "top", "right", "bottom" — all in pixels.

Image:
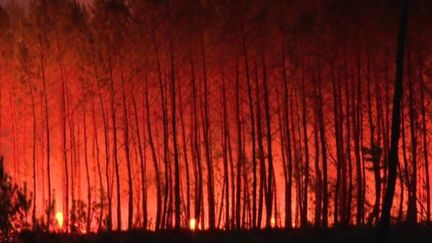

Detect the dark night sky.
[
  {"left": 0, "top": 0, "right": 28, "bottom": 6},
  {"left": 0, "top": 0, "right": 90, "bottom": 6}
]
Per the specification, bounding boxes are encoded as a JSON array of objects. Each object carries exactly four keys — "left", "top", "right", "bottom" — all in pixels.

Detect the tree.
[
  {"left": 378, "top": 0, "right": 409, "bottom": 237},
  {"left": 0, "top": 157, "right": 31, "bottom": 240}
]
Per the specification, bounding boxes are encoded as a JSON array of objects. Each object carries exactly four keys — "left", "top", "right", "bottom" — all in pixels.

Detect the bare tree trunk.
[
  {"left": 60, "top": 64, "right": 69, "bottom": 231},
  {"left": 255, "top": 64, "right": 266, "bottom": 229},
  {"left": 331, "top": 58, "right": 345, "bottom": 225},
  {"left": 397, "top": 160, "right": 405, "bottom": 224},
  {"left": 241, "top": 28, "right": 257, "bottom": 229},
  {"left": 407, "top": 53, "right": 417, "bottom": 224},
  {"left": 401, "top": 96, "right": 410, "bottom": 220},
  {"left": 354, "top": 49, "right": 364, "bottom": 225},
  {"left": 378, "top": 0, "right": 409, "bottom": 236},
  {"left": 27, "top": 79, "right": 37, "bottom": 230},
  {"left": 145, "top": 78, "right": 162, "bottom": 231},
  {"left": 108, "top": 53, "right": 121, "bottom": 231},
  {"left": 281, "top": 40, "right": 293, "bottom": 229},
  {"left": 221, "top": 70, "right": 230, "bottom": 229},
  {"left": 419, "top": 62, "right": 430, "bottom": 222},
  {"left": 189, "top": 56, "right": 203, "bottom": 228},
  {"left": 169, "top": 39, "right": 181, "bottom": 230},
  {"left": 200, "top": 35, "right": 215, "bottom": 230},
  {"left": 67, "top": 90, "right": 77, "bottom": 231},
  {"left": 316, "top": 61, "right": 328, "bottom": 228},
  {"left": 365, "top": 54, "right": 381, "bottom": 225},
  {"left": 132, "top": 90, "right": 147, "bottom": 229},
  {"left": 83, "top": 105, "right": 92, "bottom": 232},
  {"left": 276, "top": 87, "right": 288, "bottom": 228},
  {"left": 177, "top": 64, "right": 190, "bottom": 228},
  {"left": 290, "top": 88, "right": 301, "bottom": 227},
  {"left": 313, "top": 88, "right": 322, "bottom": 227},
  {"left": 39, "top": 48, "right": 52, "bottom": 230},
  {"left": 91, "top": 97, "right": 104, "bottom": 232},
  {"left": 120, "top": 58, "right": 133, "bottom": 230},
  {"left": 300, "top": 61, "right": 310, "bottom": 227},
  {"left": 262, "top": 51, "right": 274, "bottom": 228},
  {"left": 235, "top": 58, "right": 243, "bottom": 229},
  {"left": 343, "top": 52, "right": 353, "bottom": 225},
  {"left": 95, "top": 61, "right": 112, "bottom": 231},
  {"left": 152, "top": 28, "right": 170, "bottom": 229},
  {"left": 54, "top": 32, "right": 70, "bottom": 231}
]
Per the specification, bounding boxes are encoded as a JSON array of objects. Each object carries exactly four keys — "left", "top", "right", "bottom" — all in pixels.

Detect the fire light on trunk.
[
  {"left": 55, "top": 212, "right": 64, "bottom": 229},
  {"left": 189, "top": 218, "right": 196, "bottom": 231}
]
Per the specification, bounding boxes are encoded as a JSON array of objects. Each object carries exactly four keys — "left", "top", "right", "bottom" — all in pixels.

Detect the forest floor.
[{"left": 17, "top": 225, "right": 432, "bottom": 243}]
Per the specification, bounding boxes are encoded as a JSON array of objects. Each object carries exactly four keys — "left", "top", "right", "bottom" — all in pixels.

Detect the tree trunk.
[
  {"left": 242, "top": 28, "right": 257, "bottom": 229},
  {"left": 262, "top": 52, "right": 274, "bottom": 228},
  {"left": 83, "top": 105, "right": 92, "bottom": 232},
  {"left": 169, "top": 39, "right": 181, "bottom": 230},
  {"left": 235, "top": 58, "right": 243, "bottom": 229},
  {"left": 419, "top": 62, "right": 430, "bottom": 222},
  {"left": 200, "top": 35, "right": 215, "bottom": 230},
  {"left": 407, "top": 52, "right": 417, "bottom": 224},
  {"left": 108, "top": 53, "right": 121, "bottom": 231},
  {"left": 120, "top": 58, "right": 133, "bottom": 230},
  {"left": 378, "top": 0, "right": 409, "bottom": 236}
]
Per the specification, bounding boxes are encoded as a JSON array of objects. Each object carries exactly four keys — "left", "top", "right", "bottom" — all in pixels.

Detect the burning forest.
[{"left": 0, "top": 0, "right": 430, "bottom": 242}]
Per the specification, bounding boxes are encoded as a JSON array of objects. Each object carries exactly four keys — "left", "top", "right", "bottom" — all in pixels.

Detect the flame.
[
  {"left": 55, "top": 211, "right": 64, "bottom": 228},
  {"left": 271, "top": 217, "right": 276, "bottom": 228},
  {"left": 189, "top": 218, "right": 196, "bottom": 231}
]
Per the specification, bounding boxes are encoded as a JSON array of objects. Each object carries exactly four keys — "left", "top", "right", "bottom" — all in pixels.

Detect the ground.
[{"left": 16, "top": 225, "right": 432, "bottom": 243}]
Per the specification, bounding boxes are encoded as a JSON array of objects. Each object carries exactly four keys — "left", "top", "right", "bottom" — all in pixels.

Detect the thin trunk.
[
  {"left": 190, "top": 57, "right": 203, "bottom": 228},
  {"left": 40, "top": 48, "right": 51, "bottom": 230},
  {"left": 242, "top": 28, "right": 257, "bottom": 229},
  {"left": 132, "top": 91, "right": 147, "bottom": 229},
  {"left": 169, "top": 40, "right": 181, "bottom": 230},
  {"left": 120, "top": 58, "right": 133, "bottom": 230},
  {"left": 354, "top": 49, "right": 364, "bottom": 225},
  {"left": 200, "top": 34, "right": 215, "bottom": 230},
  {"left": 317, "top": 62, "right": 328, "bottom": 228},
  {"left": 407, "top": 53, "right": 417, "bottom": 224},
  {"left": 178, "top": 66, "right": 190, "bottom": 228},
  {"left": 152, "top": 28, "right": 170, "bottom": 230},
  {"left": 343, "top": 50, "right": 353, "bottom": 225},
  {"left": 331, "top": 59, "right": 344, "bottom": 225},
  {"left": 61, "top": 66, "right": 69, "bottom": 231},
  {"left": 83, "top": 105, "right": 92, "bottom": 232},
  {"left": 145, "top": 78, "right": 162, "bottom": 230},
  {"left": 95, "top": 65, "right": 112, "bottom": 231},
  {"left": 281, "top": 39, "right": 293, "bottom": 229},
  {"left": 366, "top": 55, "right": 381, "bottom": 225},
  {"left": 300, "top": 61, "right": 310, "bottom": 227},
  {"left": 420, "top": 63, "right": 430, "bottom": 222},
  {"left": 235, "top": 58, "right": 243, "bottom": 229},
  {"left": 313, "top": 90, "right": 322, "bottom": 227},
  {"left": 255, "top": 64, "right": 266, "bottom": 229},
  {"left": 28, "top": 80, "right": 37, "bottom": 230},
  {"left": 91, "top": 97, "right": 104, "bottom": 232},
  {"left": 262, "top": 51, "right": 274, "bottom": 228},
  {"left": 108, "top": 52, "right": 121, "bottom": 231}
]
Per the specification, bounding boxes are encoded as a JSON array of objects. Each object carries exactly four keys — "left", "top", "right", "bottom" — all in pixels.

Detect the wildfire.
[
  {"left": 271, "top": 217, "right": 276, "bottom": 228},
  {"left": 55, "top": 211, "right": 64, "bottom": 229},
  {"left": 189, "top": 218, "right": 196, "bottom": 231}
]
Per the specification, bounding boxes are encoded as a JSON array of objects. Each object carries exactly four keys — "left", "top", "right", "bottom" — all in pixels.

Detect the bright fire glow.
[
  {"left": 55, "top": 211, "right": 64, "bottom": 228},
  {"left": 271, "top": 217, "right": 276, "bottom": 228},
  {"left": 189, "top": 218, "right": 196, "bottom": 231}
]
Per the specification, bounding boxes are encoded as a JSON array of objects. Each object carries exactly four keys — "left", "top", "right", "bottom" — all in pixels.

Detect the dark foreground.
[{"left": 17, "top": 225, "right": 432, "bottom": 243}]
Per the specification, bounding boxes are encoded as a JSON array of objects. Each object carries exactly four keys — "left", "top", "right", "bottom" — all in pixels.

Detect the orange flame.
[
  {"left": 189, "top": 218, "right": 196, "bottom": 231},
  {"left": 55, "top": 211, "right": 64, "bottom": 229}
]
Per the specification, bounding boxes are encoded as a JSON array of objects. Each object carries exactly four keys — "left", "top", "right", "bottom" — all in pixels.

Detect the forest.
[{"left": 0, "top": 0, "right": 431, "bottom": 241}]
